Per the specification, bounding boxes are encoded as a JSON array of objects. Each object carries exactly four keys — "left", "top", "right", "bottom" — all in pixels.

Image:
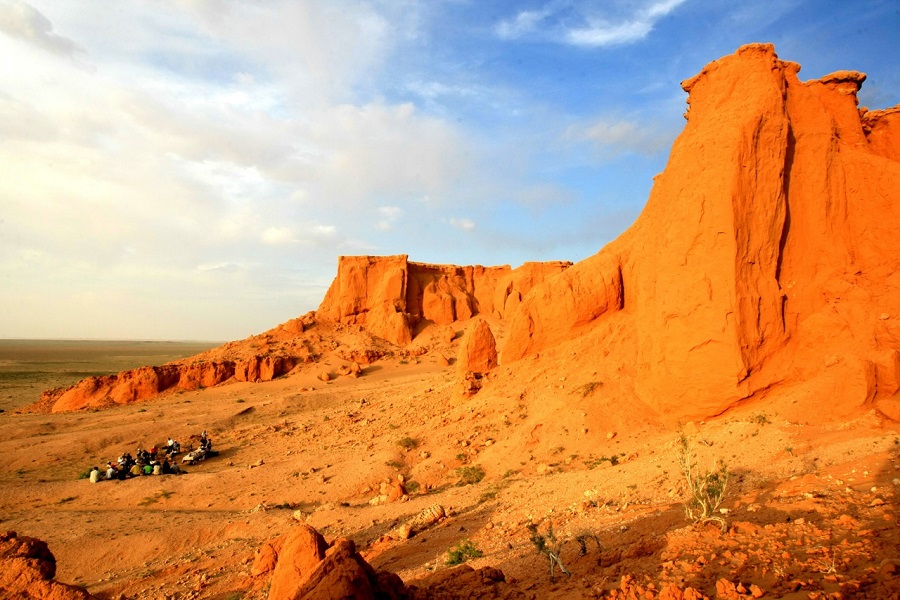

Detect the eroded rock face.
[
  {"left": 33, "top": 355, "right": 298, "bottom": 413},
  {"left": 501, "top": 43, "right": 900, "bottom": 422},
  {"left": 316, "top": 256, "right": 571, "bottom": 346},
  {"left": 261, "top": 525, "right": 406, "bottom": 600},
  {"left": 267, "top": 524, "right": 329, "bottom": 600},
  {"left": 0, "top": 531, "right": 95, "bottom": 600}
]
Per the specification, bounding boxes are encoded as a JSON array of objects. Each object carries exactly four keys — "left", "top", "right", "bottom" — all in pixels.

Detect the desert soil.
[{"left": 1, "top": 328, "right": 899, "bottom": 599}]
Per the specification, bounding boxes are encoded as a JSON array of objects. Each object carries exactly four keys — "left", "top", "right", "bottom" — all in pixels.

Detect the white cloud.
[
  {"left": 495, "top": 7, "right": 552, "bottom": 40},
  {"left": 565, "top": 116, "right": 673, "bottom": 157},
  {"left": 565, "top": 19, "right": 653, "bottom": 47},
  {"left": 449, "top": 217, "right": 475, "bottom": 231},
  {"left": 495, "top": 0, "right": 687, "bottom": 47},
  {"left": 0, "top": 0, "right": 82, "bottom": 57},
  {"left": 197, "top": 262, "right": 241, "bottom": 273},
  {"left": 375, "top": 206, "right": 403, "bottom": 231},
  {"left": 0, "top": 0, "right": 686, "bottom": 340},
  {"left": 262, "top": 227, "right": 294, "bottom": 245}
]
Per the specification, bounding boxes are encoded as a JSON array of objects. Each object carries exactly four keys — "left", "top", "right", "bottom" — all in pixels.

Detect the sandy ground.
[{"left": 1, "top": 327, "right": 899, "bottom": 599}]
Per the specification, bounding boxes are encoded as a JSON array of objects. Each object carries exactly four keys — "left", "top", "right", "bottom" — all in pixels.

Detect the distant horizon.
[
  {"left": 0, "top": 338, "right": 225, "bottom": 344},
  {"left": 3, "top": 1, "right": 898, "bottom": 340}
]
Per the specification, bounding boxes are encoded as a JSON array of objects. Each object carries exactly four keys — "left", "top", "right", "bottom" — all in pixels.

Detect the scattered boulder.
[
  {"left": 336, "top": 362, "right": 363, "bottom": 378},
  {"left": 0, "top": 531, "right": 95, "bottom": 600},
  {"left": 406, "top": 564, "right": 519, "bottom": 599},
  {"left": 389, "top": 504, "right": 446, "bottom": 540},
  {"left": 263, "top": 525, "right": 406, "bottom": 600},
  {"left": 386, "top": 474, "right": 409, "bottom": 503}
]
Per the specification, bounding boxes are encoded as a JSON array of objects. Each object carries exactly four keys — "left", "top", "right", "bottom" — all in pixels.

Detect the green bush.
[
  {"left": 527, "top": 522, "right": 571, "bottom": 579},
  {"left": 676, "top": 433, "right": 729, "bottom": 531},
  {"left": 397, "top": 437, "right": 418, "bottom": 450},
  {"left": 446, "top": 539, "right": 482, "bottom": 565},
  {"left": 455, "top": 465, "right": 485, "bottom": 486}
]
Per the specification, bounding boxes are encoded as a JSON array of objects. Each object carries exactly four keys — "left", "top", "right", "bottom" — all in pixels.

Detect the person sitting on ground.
[
  {"left": 161, "top": 459, "right": 171, "bottom": 475},
  {"left": 143, "top": 463, "right": 153, "bottom": 476},
  {"left": 89, "top": 466, "right": 101, "bottom": 483},
  {"left": 106, "top": 463, "right": 117, "bottom": 481},
  {"left": 152, "top": 461, "right": 161, "bottom": 475},
  {"left": 130, "top": 462, "right": 142, "bottom": 477}
]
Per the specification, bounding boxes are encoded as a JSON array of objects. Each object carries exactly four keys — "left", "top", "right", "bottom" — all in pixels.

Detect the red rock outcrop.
[
  {"left": 0, "top": 531, "right": 96, "bottom": 600},
  {"left": 27, "top": 313, "right": 340, "bottom": 412},
  {"left": 455, "top": 318, "right": 499, "bottom": 398},
  {"left": 316, "top": 256, "right": 571, "bottom": 345},
  {"left": 32, "top": 356, "right": 299, "bottom": 413},
  {"left": 457, "top": 318, "right": 498, "bottom": 375},
  {"left": 501, "top": 44, "right": 900, "bottom": 423},
  {"left": 255, "top": 524, "right": 528, "bottom": 599},
  {"left": 259, "top": 524, "right": 406, "bottom": 600}
]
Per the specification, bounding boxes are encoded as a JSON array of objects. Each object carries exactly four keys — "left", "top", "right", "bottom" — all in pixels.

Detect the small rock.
[
  {"left": 606, "top": 431, "right": 617, "bottom": 440},
  {"left": 394, "top": 523, "right": 412, "bottom": 540},
  {"left": 870, "top": 497, "right": 886, "bottom": 507}
]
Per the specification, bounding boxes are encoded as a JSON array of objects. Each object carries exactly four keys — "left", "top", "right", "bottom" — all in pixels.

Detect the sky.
[{"left": 1, "top": 1, "right": 898, "bottom": 341}]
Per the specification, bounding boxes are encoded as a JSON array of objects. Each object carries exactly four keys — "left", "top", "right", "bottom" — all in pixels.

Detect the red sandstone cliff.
[
  {"left": 315, "top": 256, "right": 571, "bottom": 345},
  {"left": 501, "top": 44, "right": 900, "bottom": 423},
  {"left": 30, "top": 257, "right": 568, "bottom": 412}
]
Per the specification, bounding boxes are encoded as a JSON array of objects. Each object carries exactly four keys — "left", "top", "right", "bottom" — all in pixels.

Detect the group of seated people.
[{"left": 88, "top": 435, "right": 193, "bottom": 482}]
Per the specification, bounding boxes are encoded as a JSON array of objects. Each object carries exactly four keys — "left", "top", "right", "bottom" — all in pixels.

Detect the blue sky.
[{"left": 1, "top": 0, "right": 898, "bottom": 340}]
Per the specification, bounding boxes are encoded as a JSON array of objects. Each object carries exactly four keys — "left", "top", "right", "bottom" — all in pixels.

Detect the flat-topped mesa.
[
  {"left": 502, "top": 43, "right": 900, "bottom": 423},
  {"left": 315, "top": 255, "right": 572, "bottom": 345}
]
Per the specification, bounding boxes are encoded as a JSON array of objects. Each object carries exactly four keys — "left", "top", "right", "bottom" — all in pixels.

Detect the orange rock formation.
[
  {"left": 254, "top": 523, "right": 520, "bottom": 599},
  {"left": 502, "top": 44, "right": 900, "bottom": 423},
  {"left": 0, "top": 531, "right": 95, "bottom": 600},
  {"left": 256, "top": 524, "right": 406, "bottom": 600},
  {"left": 29, "top": 44, "right": 900, "bottom": 425},
  {"left": 316, "top": 255, "right": 571, "bottom": 346}
]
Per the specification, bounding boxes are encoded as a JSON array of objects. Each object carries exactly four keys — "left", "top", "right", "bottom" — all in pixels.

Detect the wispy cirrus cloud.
[
  {"left": 0, "top": 0, "right": 82, "bottom": 57},
  {"left": 564, "top": 116, "right": 674, "bottom": 157},
  {"left": 495, "top": 0, "right": 687, "bottom": 47}
]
